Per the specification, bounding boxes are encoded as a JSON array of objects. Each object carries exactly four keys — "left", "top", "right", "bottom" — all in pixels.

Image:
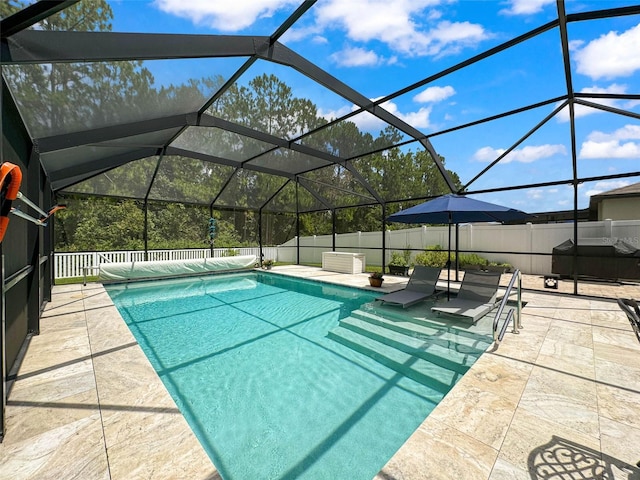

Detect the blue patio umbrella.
[{"left": 387, "top": 194, "right": 531, "bottom": 299}]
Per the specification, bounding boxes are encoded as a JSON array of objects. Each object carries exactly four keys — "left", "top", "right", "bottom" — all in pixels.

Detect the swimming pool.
[{"left": 106, "top": 271, "right": 492, "bottom": 479}]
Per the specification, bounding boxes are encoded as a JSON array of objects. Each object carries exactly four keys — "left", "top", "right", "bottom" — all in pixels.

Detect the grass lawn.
[{"left": 55, "top": 276, "right": 98, "bottom": 285}]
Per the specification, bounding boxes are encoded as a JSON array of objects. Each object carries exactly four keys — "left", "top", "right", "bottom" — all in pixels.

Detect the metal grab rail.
[
  {"left": 82, "top": 254, "right": 112, "bottom": 286},
  {"left": 82, "top": 266, "right": 101, "bottom": 286},
  {"left": 492, "top": 269, "right": 523, "bottom": 346}
]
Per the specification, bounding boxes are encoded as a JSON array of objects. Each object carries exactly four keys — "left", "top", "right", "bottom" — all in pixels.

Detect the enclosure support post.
[
  {"left": 143, "top": 201, "right": 148, "bottom": 262},
  {"left": 258, "top": 208, "right": 263, "bottom": 266},
  {"left": 26, "top": 147, "right": 40, "bottom": 335},
  {"left": 1, "top": 254, "right": 5, "bottom": 442},
  {"left": 332, "top": 209, "right": 336, "bottom": 252},
  {"left": 447, "top": 217, "right": 452, "bottom": 301},
  {"left": 43, "top": 176, "right": 53, "bottom": 302},
  {"left": 572, "top": 183, "right": 578, "bottom": 295},
  {"left": 381, "top": 203, "right": 386, "bottom": 274},
  {"left": 295, "top": 181, "right": 300, "bottom": 265},
  {"left": 209, "top": 205, "right": 214, "bottom": 257}
]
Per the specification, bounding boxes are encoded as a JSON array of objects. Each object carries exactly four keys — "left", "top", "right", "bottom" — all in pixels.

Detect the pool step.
[
  {"left": 365, "top": 304, "right": 494, "bottom": 342},
  {"left": 327, "top": 326, "right": 462, "bottom": 394},
  {"left": 339, "top": 316, "right": 482, "bottom": 374},
  {"left": 351, "top": 309, "right": 492, "bottom": 355},
  {"left": 328, "top": 306, "right": 495, "bottom": 390}
]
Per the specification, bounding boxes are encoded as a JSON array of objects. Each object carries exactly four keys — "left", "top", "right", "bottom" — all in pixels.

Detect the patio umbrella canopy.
[{"left": 387, "top": 194, "right": 531, "bottom": 299}]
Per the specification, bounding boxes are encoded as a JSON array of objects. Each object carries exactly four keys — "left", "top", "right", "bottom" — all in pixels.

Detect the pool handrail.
[
  {"left": 83, "top": 254, "right": 112, "bottom": 285},
  {"left": 492, "top": 269, "right": 522, "bottom": 346}
]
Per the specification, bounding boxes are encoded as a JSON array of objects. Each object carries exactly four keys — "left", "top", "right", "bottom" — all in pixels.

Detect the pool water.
[{"left": 106, "top": 272, "right": 489, "bottom": 480}]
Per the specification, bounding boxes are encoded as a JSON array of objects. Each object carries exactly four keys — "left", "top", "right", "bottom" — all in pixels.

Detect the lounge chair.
[
  {"left": 376, "top": 266, "right": 441, "bottom": 308},
  {"left": 431, "top": 270, "right": 502, "bottom": 323},
  {"left": 617, "top": 298, "right": 640, "bottom": 344}
]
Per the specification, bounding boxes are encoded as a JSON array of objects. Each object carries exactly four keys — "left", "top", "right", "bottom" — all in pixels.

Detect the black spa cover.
[{"left": 552, "top": 239, "right": 640, "bottom": 280}]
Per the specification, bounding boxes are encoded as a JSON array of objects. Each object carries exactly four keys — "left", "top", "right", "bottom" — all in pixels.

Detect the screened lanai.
[
  {"left": 0, "top": 0, "right": 640, "bottom": 382},
  {"left": 0, "top": 5, "right": 640, "bottom": 300},
  {"left": 3, "top": 0, "right": 639, "bottom": 231},
  {"left": 2, "top": 0, "right": 640, "bottom": 444},
  {"left": 2, "top": 6, "right": 640, "bottom": 279}
]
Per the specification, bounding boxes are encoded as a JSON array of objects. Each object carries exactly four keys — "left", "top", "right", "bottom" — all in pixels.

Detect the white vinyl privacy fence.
[
  {"left": 278, "top": 219, "right": 640, "bottom": 275},
  {"left": 55, "top": 219, "right": 640, "bottom": 279}
]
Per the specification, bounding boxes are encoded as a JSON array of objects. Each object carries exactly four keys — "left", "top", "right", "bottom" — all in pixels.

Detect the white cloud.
[
  {"left": 510, "top": 186, "right": 574, "bottom": 211},
  {"left": 474, "top": 144, "right": 567, "bottom": 163},
  {"left": 586, "top": 124, "right": 640, "bottom": 142},
  {"left": 556, "top": 84, "right": 628, "bottom": 122},
  {"left": 413, "top": 86, "right": 455, "bottom": 103},
  {"left": 153, "top": 0, "right": 298, "bottom": 30},
  {"left": 313, "top": 1, "right": 487, "bottom": 58},
  {"left": 318, "top": 98, "right": 433, "bottom": 131},
  {"left": 579, "top": 140, "right": 640, "bottom": 159},
  {"left": 317, "top": 103, "right": 388, "bottom": 132},
  {"left": 331, "top": 47, "right": 383, "bottom": 67},
  {"left": 314, "top": 0, "right": 435, "bottom": 43},
  {"left": 581, "top": 83, "right": 627, "bottom": 96},
  {"left": 374, "top": 100, "right": 433, "bottom": 129},
  {"left": 585, "top": 180, "right": 630, "bottom": 197},
  {"left": 579, "top": 124, "right": 640, "bottom": 159},
  {"left": 283, "top": 24, "right": 323, "bottom": 42},
  {"left": 568, "top": 39, "right": 584, "bottom": 51},
  {"left": 156, "top": 0, "right": 488, "bottom": 60},
  {"left": 317, "top": 105, "right": 354, "bottom": 122},
  {"left": 429, "top": 20, "right": 484, "bottom": 44},
  {"left": 474, "top": 146, "right": 505, "bottom": 162},
  {"left": 574, "top": 23, "right": 640, "bottom": 80},
  {"left": 427, "top": 9, "right": 443, "bottom": 21},
  {"left": 527, "top": 189, "right": 545, "bottom": 200},
  {"left": 500, "top": 0, "right": 555, "bottom": 15},
  {"left": 424, "top": 21, "right": 487, "bottom": 57},
  {"left": 352, "top": 112, "right": 388, "bottom": 132}
]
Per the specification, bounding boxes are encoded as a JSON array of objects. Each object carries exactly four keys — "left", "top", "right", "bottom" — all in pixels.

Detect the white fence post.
[
  {"left": 604, "top": 218, "right": 613, "bottom": 240},
  {"left": 528, "top": 223, "right": 533, "bottom": 274}
]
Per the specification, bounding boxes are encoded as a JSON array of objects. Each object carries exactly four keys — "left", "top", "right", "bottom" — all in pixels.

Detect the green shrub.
[
  {"left": 458, "top": 253, "right": 488, "bottom": 267},
  {"left": 487, "top": 261, "right": 513, "bottom": 271},
  {"left": 414, "top": 246, "right": 492, "bottom": 269},
  {"left": 402, "top": 246, "right": 412, "bottom": 266},
  {"left": 389, "top": 246, "right": 413, "bottom": 266},
  {"left": 414, "top": 245, "right": 449, "bottom": 267},
  {"left": 389, "top": 251, "right": 408, "bottom": 266}
]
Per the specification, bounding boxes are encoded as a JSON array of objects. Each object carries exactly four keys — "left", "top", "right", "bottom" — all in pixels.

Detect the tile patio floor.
[{"left": 1, "top": 266, "right": 639, "bottom": 479}]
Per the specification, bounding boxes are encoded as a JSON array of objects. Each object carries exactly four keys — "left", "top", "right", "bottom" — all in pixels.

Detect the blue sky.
[{"left": 107, "top": 0, "right": 640, "bottom": 213}]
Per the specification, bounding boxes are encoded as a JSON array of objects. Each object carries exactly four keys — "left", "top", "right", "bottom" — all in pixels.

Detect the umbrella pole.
[
  {"left": 447, "top": 221, "right": 451, "bottom": 301},
  {"left": 455, "top": 223, "right": 460, "bottom": 282}
]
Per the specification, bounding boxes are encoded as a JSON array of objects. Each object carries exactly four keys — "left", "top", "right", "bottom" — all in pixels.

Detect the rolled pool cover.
[{"left": 98, "top": 255, "right": 258, "bottom": 282}]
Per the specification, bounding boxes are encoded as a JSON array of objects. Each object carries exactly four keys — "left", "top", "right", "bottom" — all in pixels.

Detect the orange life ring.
[{"left": 0, "top": 162, "right": 23, "bottom": 242}]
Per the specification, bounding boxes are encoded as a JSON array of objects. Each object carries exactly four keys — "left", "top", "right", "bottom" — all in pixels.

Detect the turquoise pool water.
[{"left": 106, "top": 272, "right": 474, "bottom": 480}]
